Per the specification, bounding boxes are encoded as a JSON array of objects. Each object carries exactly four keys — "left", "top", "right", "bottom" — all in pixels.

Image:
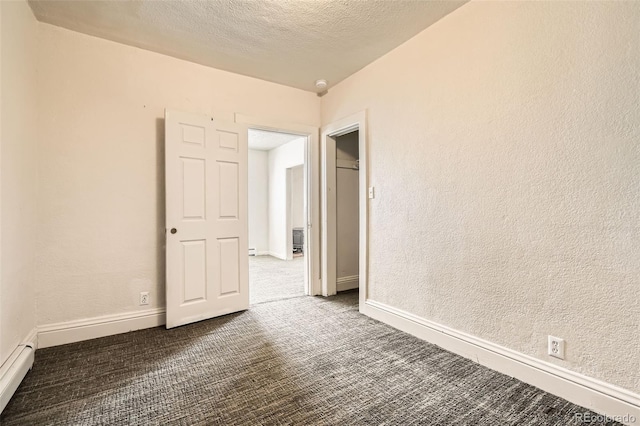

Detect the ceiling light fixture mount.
[{"left": 315, "top": 79, "right": 328, "bottom": 97}]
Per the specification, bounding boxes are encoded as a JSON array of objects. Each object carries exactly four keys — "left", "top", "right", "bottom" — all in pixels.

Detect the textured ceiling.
[
  {"left": 248, "top": 129, "right": 302, "bottom": 151},
  {"left": 28, "top": 0, "right": 467, "bottom": 92}
]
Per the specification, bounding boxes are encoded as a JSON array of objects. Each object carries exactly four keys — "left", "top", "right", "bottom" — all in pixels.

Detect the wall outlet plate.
[
  {"left": 548, "top": 335, "right": 565, "bottom": 360},
  {"left": 140, "top": 291, "right": 150, "bottom": 306}
]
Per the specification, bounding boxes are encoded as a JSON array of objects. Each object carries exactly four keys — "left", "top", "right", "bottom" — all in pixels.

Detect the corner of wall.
[{"left": 0, "top": 0, "right": 40, "bottom": 365}]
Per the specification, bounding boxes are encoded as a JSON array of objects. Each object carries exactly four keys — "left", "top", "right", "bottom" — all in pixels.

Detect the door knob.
[{"left": 170, "top": 228, "right": 177, "bottom": 234}]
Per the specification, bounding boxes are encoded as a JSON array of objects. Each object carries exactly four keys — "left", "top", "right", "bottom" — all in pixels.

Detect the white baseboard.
[
  {"left": 337, "top": 275, "right": 359, "bottom": 292},
  {"left": 256, "top": 251, "right": 270, "bottom": 256},
  {"left": 268, "top": 251, "right": 288, "bottom": 260},
  {"left": 362, "top": 299, "right": 640, "bottom": 425},
  {"left": 0, "top": 328, "right": 37, "bottom": 413},
  {"left": 38, "top": 308, "right": 166, "bottom": 349},
  {"left": 23, "top": 328, "right": 38, "bottom": 350}
]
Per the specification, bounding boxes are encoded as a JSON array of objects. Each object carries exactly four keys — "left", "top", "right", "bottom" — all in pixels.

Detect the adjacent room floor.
[
  {"left": 249, "top": 255, "right": 305, "bottom": 304},
  {"left": 0, "top": 291, "right": 618, "bottom": 426}
]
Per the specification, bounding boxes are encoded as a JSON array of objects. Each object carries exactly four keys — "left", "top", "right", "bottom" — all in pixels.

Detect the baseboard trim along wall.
[
  {"left": 361, "top": 299, "right": 640, "bottom": 425},
  {"left": 268, "top": 251, "right": 288, "bottom": 260},
  {"left": 337, "top": 275, "right": 359, "bottom": 292},
  {"left": 38, "top": 308, "right": 166, "bottom": 349},
  {"left": 0, "top": 328, "right": 37, "bottom": 414}
]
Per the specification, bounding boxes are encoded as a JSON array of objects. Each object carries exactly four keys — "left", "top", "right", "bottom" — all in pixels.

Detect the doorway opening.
[
  {"left": 248, "top": 129, "right": 308, "bottom": 304},
  {"left": 321, "top": 111, "right": 367, "bottom": 307},
  {"left": 335, "top": 131, "right": 360, "bottom": 292}
]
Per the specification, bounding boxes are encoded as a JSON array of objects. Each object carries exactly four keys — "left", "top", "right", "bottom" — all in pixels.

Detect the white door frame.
[
  {"left": 320, "top": 111, "right": 367, "bottom": 307},
  {"left": 235, "top": 114, "right": 321, "bottom": 296}
]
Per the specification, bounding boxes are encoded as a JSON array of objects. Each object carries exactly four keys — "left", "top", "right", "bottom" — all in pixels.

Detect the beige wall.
[
  {"left": 248, "top": 149, "right": 269, "bottom": 254},
  {"left": 0, "top": 0, "right": 39, "bottom": 364},
  {"left": 36, "top": 24, "right": 320, "bottom": 325},
  {"left": 322, "top": 1, "right": 640, "bottom": 393}
]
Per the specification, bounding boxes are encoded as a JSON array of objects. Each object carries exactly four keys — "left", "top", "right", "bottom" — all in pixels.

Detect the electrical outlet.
[
  {"left": 140, "top": 291, "right": 150, "bottom": 306},
  {"left": 548, "top": 335, "right": 565, "bottom": 359}
]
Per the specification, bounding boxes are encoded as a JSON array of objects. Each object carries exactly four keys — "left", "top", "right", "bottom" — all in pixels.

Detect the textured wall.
[
  {"left": 0, "top": 0, "right": 38, "bottom": 364},
  {"left": 322, "top": 1, "right": 640, "bottom": 393},
  {"left": 36, "top": 24, "right": 320, "bottom": 325},
  {"left": 248, "top": 149, "right": 269, "bottom": 254}
]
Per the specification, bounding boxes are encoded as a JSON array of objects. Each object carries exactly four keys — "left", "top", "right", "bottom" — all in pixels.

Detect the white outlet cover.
[{"left": 548, "top": 335, "right": 565, "bottom": 360}]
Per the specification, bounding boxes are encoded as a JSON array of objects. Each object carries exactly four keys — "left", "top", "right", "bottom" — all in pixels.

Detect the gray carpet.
[
  {"left": 1, "top": 292, "right": 619, "bottom": 425},
  {"left": 249, "top": 255, "right": 305, "bottom": 305}
]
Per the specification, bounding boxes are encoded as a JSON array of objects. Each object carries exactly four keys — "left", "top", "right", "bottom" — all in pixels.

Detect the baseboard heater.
[{"left": 0, "top": 343, "right": 35, "bottom": 413}]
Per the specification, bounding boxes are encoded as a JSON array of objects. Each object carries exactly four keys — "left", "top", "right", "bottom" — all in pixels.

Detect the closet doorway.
[
  {"left": 335, "top": 131, "right": 360, "bottom": 292},
  {"left": 320, "top": 111, "right": 368, "bottom": 305}
]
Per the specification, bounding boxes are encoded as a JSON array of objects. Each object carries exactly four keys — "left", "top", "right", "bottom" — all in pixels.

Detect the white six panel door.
[{"left": 165, "top": 109, "right": 249, "bottom": 329}]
